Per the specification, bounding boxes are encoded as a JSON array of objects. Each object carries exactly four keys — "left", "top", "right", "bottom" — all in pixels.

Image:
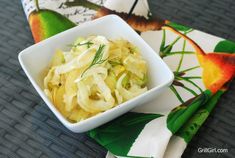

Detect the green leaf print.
[
  {"left": 176, "top": 90, "right": 224, "bottom": 143},
  {"left": 214, "top": 40, "right": 235, "bottom": 53},
  {"left": 167, "top": 90, "right": 212, "bottom": 134},
  {"left": 167, "top": 22, "right": 191, "bottom": 32},
  {"left": 89, "top": 112, "right": 163, "bottom": 157}
]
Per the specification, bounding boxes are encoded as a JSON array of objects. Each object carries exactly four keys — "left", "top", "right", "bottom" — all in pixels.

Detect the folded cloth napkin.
[{"left": 21, "top": 0, "right": 235, "bottom": 157}]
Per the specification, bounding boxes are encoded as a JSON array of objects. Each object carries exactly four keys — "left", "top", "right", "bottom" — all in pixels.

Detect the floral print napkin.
[{"left": 21, "top": 0, "right": 235, "bottom": 157}]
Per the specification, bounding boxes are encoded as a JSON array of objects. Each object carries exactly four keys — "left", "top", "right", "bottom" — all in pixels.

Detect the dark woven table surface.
[{"left": 0, "top": 0, "right": 234, "bottom": 158}]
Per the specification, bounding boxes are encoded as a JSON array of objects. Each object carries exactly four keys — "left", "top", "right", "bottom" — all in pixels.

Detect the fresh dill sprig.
[
  {"left": 68, "top": 41, "right": 94, "bottom": 48},
  {"left": 81, "top": 44, "right": 106, "bottom": 77}
]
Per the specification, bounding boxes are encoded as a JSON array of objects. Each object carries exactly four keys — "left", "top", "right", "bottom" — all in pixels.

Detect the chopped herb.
[
  {"left": 122, "top": 73, "right": 130, "bottom": 89},
  {"left": 81, "top": 44, "right": 106, "bottom": 77},
  {"left": 129, "top": 47, "right": 135, "bottom": 54},
  {"left": 108, "top": 60, "right": 122, "bottom": 66},
  {"left": 68, "top": 41, "right": 94, "bottom": 48}
]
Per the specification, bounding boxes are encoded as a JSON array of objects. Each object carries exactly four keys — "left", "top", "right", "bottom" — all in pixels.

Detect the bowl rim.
[{"left": 18, "top": 15, "right": 174, "bottom": 130}]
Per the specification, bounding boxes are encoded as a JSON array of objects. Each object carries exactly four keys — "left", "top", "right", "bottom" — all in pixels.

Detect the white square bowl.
[{"left": 18, "top": 15, "right": 174, "bottom": 133}]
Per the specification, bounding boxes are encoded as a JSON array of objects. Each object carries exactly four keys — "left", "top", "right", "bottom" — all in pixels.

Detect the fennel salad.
[{"left": 44, "top": 36, "right": 148, "bottom": 123}]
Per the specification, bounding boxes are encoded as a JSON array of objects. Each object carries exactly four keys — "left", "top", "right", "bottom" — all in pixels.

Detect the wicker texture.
[{"left": 0, "top": 0, "right": 234, "bottom": 157}]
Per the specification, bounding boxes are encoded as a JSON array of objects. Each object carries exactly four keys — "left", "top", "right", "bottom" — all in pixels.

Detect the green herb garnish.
[
  {"left": 81, "top": 44, "right": 106, "bottom": 77},
  {"left": 69, "top": 41, "right": 94, "bottom": 48},
  {"left": 108, "top": 60, "right": 122, "bottom": 66}
]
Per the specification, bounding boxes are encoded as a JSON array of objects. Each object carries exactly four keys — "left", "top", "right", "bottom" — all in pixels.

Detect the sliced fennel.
[{"left": 44, "top": 35, "right": 148, "bottom": 123}]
